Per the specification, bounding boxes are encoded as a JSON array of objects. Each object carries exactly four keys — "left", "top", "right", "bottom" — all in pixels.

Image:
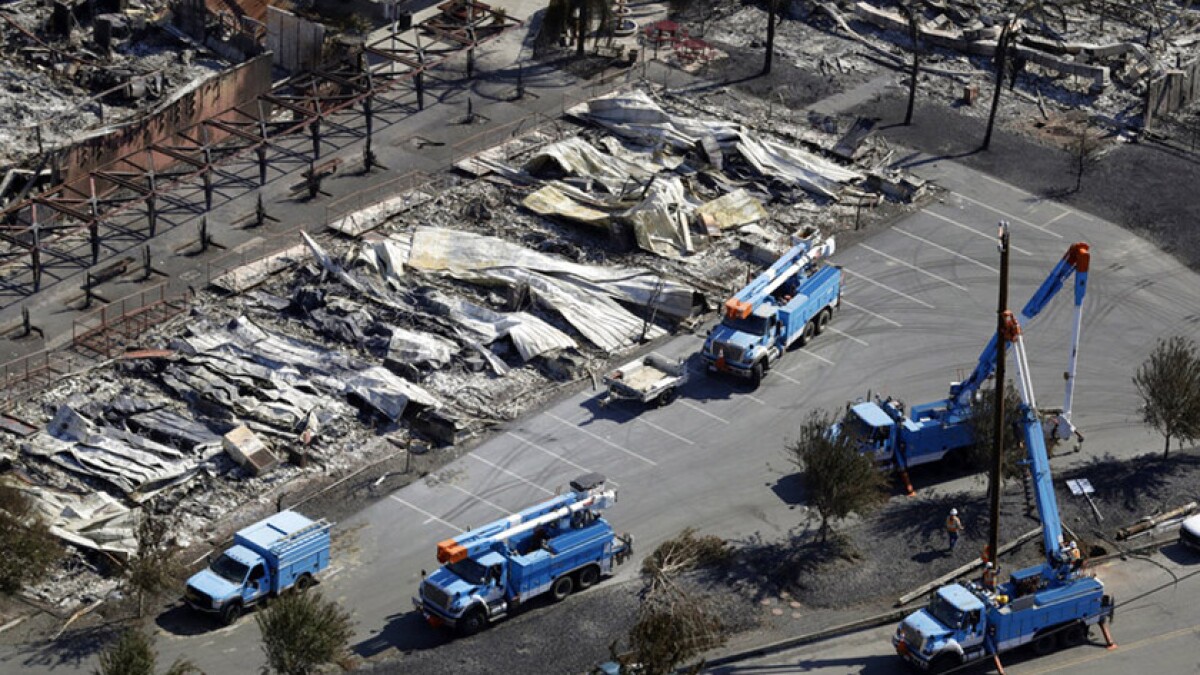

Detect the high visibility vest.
[
  {"left": 982, "top": 568, "right": 998, "bottom": 587},
  {"left": 946, "top": 516, "right": 962, "bottom": 533}
]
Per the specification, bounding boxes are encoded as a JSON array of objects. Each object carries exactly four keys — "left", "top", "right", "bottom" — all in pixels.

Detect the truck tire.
[
  {"left": 815, "top": 308, "right": 832, "bottom": 335},
  {"left": 295, "top": 573, "right": 315, "bottom": 593},
  {"left": 1060, "top": 622, "right": 1087, "bottom": 648},
  {"left": 927, "top": 653, "right": 960, "bottom": 675},
  {"left": 551, "top": 575, "right": 574, "bottom": 602},
  {"left": 799, "top": 320, "right": 816, "bottom": 346},
  {"left": 577, "top": 565, "right": 600, "bottom": 590},
  {"left": 457, "top": 606, "right": 487, "bottom": 637},
  {"left": 220, "top": 601, "right": 243, "bottom": 626},
  {"left": 750, "top": 361, "right": 764, "bottom": 386},
  {"left": 657, "top": 387, "right": 677, "bottom": 407},
  {"left": 1031, "top": 632, "right": 1058, "bottom": 656}
]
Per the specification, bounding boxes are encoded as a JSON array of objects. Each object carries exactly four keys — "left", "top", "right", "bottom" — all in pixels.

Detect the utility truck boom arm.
[{"left": 724, "top": 237, "right": 835, "bottom": 319}]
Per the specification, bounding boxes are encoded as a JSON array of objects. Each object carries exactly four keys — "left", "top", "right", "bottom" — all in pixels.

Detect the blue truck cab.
[
  {"left": 415, "top": 473, "right": 631, "bottom": 636},
  {"left": 185, "top": 510, "right": 332, "bottom": 625},
  {"left": 839, "top": 398, "right": 975, "bottom": 471},
  {"left": 702, "top": 262, "right": 842, "bottom": 385}
]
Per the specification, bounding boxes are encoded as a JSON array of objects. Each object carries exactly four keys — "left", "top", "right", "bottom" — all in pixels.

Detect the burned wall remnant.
[{"left": 1145, "top": 59, "right": 1200, "bottom": 130}]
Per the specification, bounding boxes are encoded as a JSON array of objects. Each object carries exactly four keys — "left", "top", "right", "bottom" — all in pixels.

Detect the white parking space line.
[
  {"left": 860, "top": 244, "right": 969, "bottom": 291},
  {"left": 794, "top": 348, "right": 835, "bottom": 367},
  {"left": 448, "top": 483, "right": 510, "bottom": 515},
  {"left": 920, "top": 208, "right": 1033, "bottom": 256},
  {"left": 744, "top": 394, "right": 767, "bottom": 405},
  {"left": 949, "top": 190, "right": 1065, "bottom": 239},
  {"left": 1043, "top": 210, "right": 1069, "bottom": 228},
  {"left": 389, "top": 495, "right": 464, "bottom": 533},
  {"left": 504, "top": 429, "right": 600, "bottom": 478},
  {"left": 774, "top": 370, "right": 801, "bottom": 385},
  {"left": 893, "top": 227, "right": 998, "bottom": 273},
  {"left": 679, "top": 400, "right": 730, "bottom": 424},
  {"left": 825, "top": 326, "right": 868, "bottom": 347},
  {"left": 633, "top": 417, "right": 695, "bottom": 445},
  {"left": 840, "top": 299, "right": 902, "bottom": 327},
  {"left": 468, "top": 453, "right": 555, "bottom": 495},
  {"left": 545, "top": 412, "right": 658, "bottom": 466},
  {"left": 842, "top": 268, "right": 935, "bottom": 309}
]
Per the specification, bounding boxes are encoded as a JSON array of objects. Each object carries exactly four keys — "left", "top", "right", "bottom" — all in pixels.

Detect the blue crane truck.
[
  {"left": 701, "top": 232, "right": 841, "bottom": 386},
  {"left": 892, "top": 294, "right": 1115, "bottom": 673},
  {"left": 414, "top": 473, "right": 631, "bottom": 636},
  {"left": 184, "top": 510, "right": 332, "bottom": 625},
  {"left": 836, "top": 241, "right": 1090, "bottom": 492}
]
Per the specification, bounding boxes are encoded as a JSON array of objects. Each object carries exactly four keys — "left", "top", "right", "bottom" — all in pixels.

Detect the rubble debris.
[
  {"left": 3, "top": 476, "right": 136, "bottom": 558},
  {"left": 420, "top": 289, "right": 577, "bottom": 362},
  {"left": 221, "top": 425, "right": 280, "bottom": 477},
  {"left": 327, "top": 190, "right": 435, "bottom": 237},
  {"left": 695, "top": 188, "right": 768, "bottom": 231},
  {"left": 24, "top": 405, "right": 202, "bottom": 501},
  {"left": 210, "top": 243, "right": 311, "bottom": 294},
  {"left": 386, "top": 326, "right": 458, "bottom": 370}
]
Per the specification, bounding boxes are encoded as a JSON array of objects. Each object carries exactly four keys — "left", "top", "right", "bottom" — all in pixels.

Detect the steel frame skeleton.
[{"left": 0, "top": 0, "right": 520, "bottom": 298}]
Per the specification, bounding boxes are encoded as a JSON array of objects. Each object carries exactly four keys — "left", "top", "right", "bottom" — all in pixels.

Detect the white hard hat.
[
  {"left": 1069, "top": 541, "right": 1077, "bottom": 548},
  {"left": 950, "top": 508, "right": 958, "bottom": 516},
  {"left": 985, "top": 562, "right": 993, "bottom": 568}
]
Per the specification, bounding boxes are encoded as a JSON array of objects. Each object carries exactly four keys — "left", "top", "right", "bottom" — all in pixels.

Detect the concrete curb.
[{"left": 697, "top": 607, "right": 910, "bottom": 670}]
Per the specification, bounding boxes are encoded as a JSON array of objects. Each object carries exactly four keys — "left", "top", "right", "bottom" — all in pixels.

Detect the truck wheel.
[
  {"left": 657, "top": 387, "right": 677, "bottom": 407},
  {"left": 457, "top": 607, "right": 487, "bottom": 637},
  {"left": 220, "top": 602, "right": 243, "bottom": 626},
  {"left": 1060, "top": 623, "right": 1087, "bottom": 648},
  {"left": 800, "top": 321, "right": 816, "bottom": 346},
  {"left": 815, "top": 308, "right": 832, "bottom": 335},
  {"left": 750, "top": 361, "right": 764, "bottom": 386},
  {"left": 551, "top": 575, "right": 574, "bottom": 602},
  {"left": 295, "top": 574, "right": 315, "bottom": 593},
  {"left": 1032, "top": 632, "right": 1058, "bottom": 656},
  {"left": 577, "top": 566, "right": 600, "bottom": 590},
  {"left": 927, "top": 653, "right": 959, "bottom": 675}
]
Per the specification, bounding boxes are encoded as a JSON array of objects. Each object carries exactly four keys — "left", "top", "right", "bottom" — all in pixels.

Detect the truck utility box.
[{"left": 185, "top": 510, "right": 332, "bottom": 625}]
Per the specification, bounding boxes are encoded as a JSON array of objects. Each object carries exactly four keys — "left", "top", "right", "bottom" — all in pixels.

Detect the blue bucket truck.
[
  {"left": 184, "top": 510, "right": 332, "bottom": 625},
  {"left": 414, "top": 473, "right": 632, "bottom": 636},
  {"left": 701, "top": 232, "right": 841, "bottom": 386},
  {"left": 892, "top": 307, "right": 1115, "bottom": 673}
]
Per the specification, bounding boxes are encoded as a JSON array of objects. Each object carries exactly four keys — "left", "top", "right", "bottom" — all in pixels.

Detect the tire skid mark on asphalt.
[
  {"left": 388, "top": 495, "right": 464, "bottom": 533},
  {"left": 467, "top": 453, "right": 556, "bottom": 495},
  {"left": 919, "top": 208, "right": 1034, "bottom": 256},
  {"left": 446, "top": 483, "right": 510, "bottom": 515},
  {"left": 948, "top": 189, "right": 1066, "bottom": 239},
  {"left": 859, "top": 243, "right": 969, "bottom": 291},
  {"left": 840, "top": 299, "right": 902, "bottom": 327},
  {"left": 503, "top": 431, "right": 618, "bottom": 488},
  {"left": 545, "top": 412, "right": 658, "bottom": 466},
  {"left": 842, "top": 268, "right": 936, "bottom": 309},
  {"left": 678, "top": 400, "right": 730, "bottom": 424},
  {"left": 892, "top": 227, "right": 998, "bottom": 273}
]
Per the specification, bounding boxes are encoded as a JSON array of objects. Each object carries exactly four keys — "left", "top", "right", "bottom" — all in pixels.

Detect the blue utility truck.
[
  {"left": 701, "top": 232, "right": 841, "bottom": 385},
  {"left": 892, "top": 308, "right": 1115, "bottom": 673},
  {"left": 837, "top": 242, "right": 1089, "bottom": 491},
  {"left": 185, "top": 510, "right": 332, "bottom": 625},
  {"left": 414, "top": 473, "right": 631, "bottom": 636}
]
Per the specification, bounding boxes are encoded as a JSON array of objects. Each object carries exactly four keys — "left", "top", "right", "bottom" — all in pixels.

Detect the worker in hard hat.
[
  {"left": 946, "top": 508, "right": 963, "bottom": 551},
  {"left": 982, "top": 562, "right": 998, "bottom": 591},
  {"left": 1068, "top": 541, "right": 1083, "bottom": 571}
]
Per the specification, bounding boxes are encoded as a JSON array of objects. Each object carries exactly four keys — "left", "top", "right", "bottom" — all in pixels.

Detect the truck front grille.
[
  {"left": 421, "top": 581, "right": 451, "bottom": 611},
  {"left": 712, "top": 342, "right": 745, "bottom": 364},
  {"left": 186, "top": 586, "right": 212, "bottom": 608},
  {"left": 901, "top": 623, "right": 924, "bottom": 652}
]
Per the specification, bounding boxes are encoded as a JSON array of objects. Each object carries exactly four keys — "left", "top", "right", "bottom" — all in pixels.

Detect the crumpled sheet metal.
[
  {"left": 523, "top": 136, "right": 659, "bottom": 194},
  {"left": 24, "top": 406, "right": 199, "bottom": 500},
  {"left": 695, "top": 188, "right": 768, "bottom": 230},
  {"left": 622, "top": 176, "right": 698, "bottom": 258},
  {"left": 404, "top": 228, "right": 701, "bottom": 351},
  {"left": 576, "top": 90, "right": 862, "bottom": 199},
  {"left": 2, "top": 478, "right": 137, "bottom": 558},
  {"left": 387, "top": 326, "right": 457, "bottom": 368},
  {"left": 522, "top": 184, "right": 612, "bottom": 227},
  {"left": 405, "top": 227, "right": 696, "bottom": 319},
  {"left": 422, "top": 289, "right": 577, "bottom": 361}
]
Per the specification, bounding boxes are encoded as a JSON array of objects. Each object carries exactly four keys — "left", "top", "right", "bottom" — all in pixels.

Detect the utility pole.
[{"left": 988, "top": 221, "right": 1010, "bottom": 567}]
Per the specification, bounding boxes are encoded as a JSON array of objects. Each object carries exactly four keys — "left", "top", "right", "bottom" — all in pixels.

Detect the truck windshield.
[
  {"left": 927, "top": 593, "right": 964, "bottom": 628},
  {"left": 846, "top": 412, "right": 886, "bottom": 444},
  {"left": 447, "top": 558, "right": 487, "bottom": 585},
  {"left": 210, "top": 554, "right": 249, "bottom": 584},
  {"left": 722, "top": 315, "right": 769, "bottom": 336}
]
